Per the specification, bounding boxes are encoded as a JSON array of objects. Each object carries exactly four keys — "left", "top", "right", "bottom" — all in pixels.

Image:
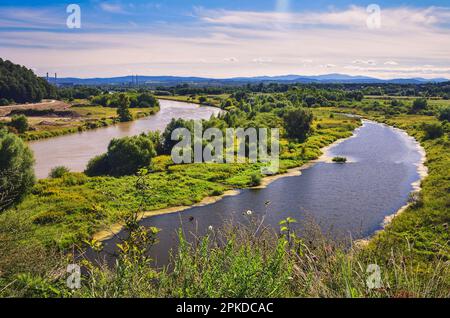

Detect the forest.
[{"left": 0, "top": 59, "right": 56, "bottom": 105}]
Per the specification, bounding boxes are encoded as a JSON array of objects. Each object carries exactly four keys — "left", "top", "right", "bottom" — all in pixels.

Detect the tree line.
[{"left": 0, "top": 59, "right": 56, "bottom": 105}]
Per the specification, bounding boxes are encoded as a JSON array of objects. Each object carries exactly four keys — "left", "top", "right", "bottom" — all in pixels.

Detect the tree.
[
  {"left": 411, "top": 98, "right": 428, "bottom": 113},
  {"left": 9, "top": 115, "right": 29, "bottom": 133},
  {"left": 423, "top": 123, "right": 444, "bottom": 140},
  {"left": 136, "top": 93, "right": 159, "bottom": 108},
  {"left": 85, "top": 134, "right": 156, "bottom": 177},
  {"left": 282, "top": 107, "right": 313, "bottom": 141},
  {"left": 438, "top": 106, "right": 450, "bottom": 121},
  {"left": 0, "top": 58, "right": 56, "bottom": 103},
  {"left": 116, "top": 93, "right": 133, "bottom": 122},
  {"left": 161, "top": 118, "right": 193, "bottom": 154},
  {"left": 0, "top": 129, "right": 35, "bottom": 212}
]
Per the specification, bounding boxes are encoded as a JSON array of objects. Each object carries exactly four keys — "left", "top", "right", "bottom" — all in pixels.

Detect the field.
[{"left": 0, "top": 101, "right": 157, "bottom": 141}]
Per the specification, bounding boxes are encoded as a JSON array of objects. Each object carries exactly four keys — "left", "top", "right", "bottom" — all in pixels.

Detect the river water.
[
  {"left": 29, "top": 100, "right": 221, "bottom": 179},
  {"left": 94, "top": 120, "right": 425, "bottom": 267}
]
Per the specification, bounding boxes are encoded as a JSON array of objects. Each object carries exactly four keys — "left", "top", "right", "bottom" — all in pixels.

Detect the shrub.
[
  {"left": 332, "top": 156, "right": 347, "bottom": 163},
  {"left": 9, "top": 114, "right": 29, "bottom": 133},
  {"left": 422, "top": 123, "right": 444, "bottom": 140},
  {"left": 410, "top": 98, "right": 427, "bottom": 113},
  {"left": 85, "top": 135, "right": 156, "bottom": 177},
  {"left": 249, "top": 172, "right": 262, "bottom": 186},
  {"left": 0, "top": 98, "right": 10, "bottom": 106},
  {"left": 32, "top": 211, "right": 65, "bottom": 225},
  {"left": 438, "top": 107, "right": 450, "bottom": 121},
  {"left": 0, "top": 129, "right": 35, "bottom": 212},
  {"left": 49, "top": 166, "right": 70, "bottom": 178}
]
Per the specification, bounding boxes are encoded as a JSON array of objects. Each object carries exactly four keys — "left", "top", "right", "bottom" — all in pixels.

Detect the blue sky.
[{"left": 1, "top": 1, "right": 449, "bottom": 78}]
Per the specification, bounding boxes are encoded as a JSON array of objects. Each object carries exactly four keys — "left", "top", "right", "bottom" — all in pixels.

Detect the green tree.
[
  {"left": 0, "top": 129, "right": 35, "bottom": 211},
  {"left": 85, "top": 134, "right": 156, "bottom": 177},
  {"left": 423, "top": 123, "right": 444, "bottom": 140},
  {"left": 117, "top": 93, "right": 133, "bottom": 122},
  {"left": 9, "top": 114, "right": 29, "bottom": 133},
  {"left": 282, "top": 107, "right": 313, "bottom": 141},
  {"left": 162, "top": 118, "right": 193, "bottom": 154},
  {"left": 438, "top": 106, "right": 450, "bottom": 121},
  {"left": 411, "top": 98, "right": 428, "bottom": 113}
]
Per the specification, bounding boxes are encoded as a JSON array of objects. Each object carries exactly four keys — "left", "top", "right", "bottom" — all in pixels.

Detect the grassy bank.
[
  {"left": 322, "top": 101, "right": 449, "bottom": 264},
  {"left": 20, "top": 106, "right": 158, "bottom": 141},
  {"left": 156, "top": 94, "right": 228, "bottom": 107},
  {"left": 0, "top": 110, "right": 359, "bottom": 280}
]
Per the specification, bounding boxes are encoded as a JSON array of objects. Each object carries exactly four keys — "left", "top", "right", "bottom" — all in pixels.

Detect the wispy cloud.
[
  {"left": 1, "top": 4, "right": 449, "bottom": 79},
  {"left": 99, "top": 2, "right": 128, "bottom": 14}
]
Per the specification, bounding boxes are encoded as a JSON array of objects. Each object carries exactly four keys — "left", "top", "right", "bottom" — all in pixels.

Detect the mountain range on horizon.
[{"left": 46, "top": 73, "right": 450, "bottom": 86}]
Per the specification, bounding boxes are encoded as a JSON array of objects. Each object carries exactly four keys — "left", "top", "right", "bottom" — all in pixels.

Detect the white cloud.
[
  {"left": 2, "top": 5, "right": 449, "bottom": 79},
  {"left": 99, "top": 2, "right": 128, "bottom": 14}
]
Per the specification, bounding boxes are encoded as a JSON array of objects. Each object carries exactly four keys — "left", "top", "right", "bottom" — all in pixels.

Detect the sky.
[{"left": 0, "top": 0, "right": 450, "bottom": 79}]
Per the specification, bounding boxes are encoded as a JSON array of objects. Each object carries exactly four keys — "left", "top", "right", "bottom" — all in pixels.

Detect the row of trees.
[
  {"left": 0, "top": 59, "right": 56, "bottom": 104},
  {"left": 85, "top": 91, "right": 314, "bottom": 177}
]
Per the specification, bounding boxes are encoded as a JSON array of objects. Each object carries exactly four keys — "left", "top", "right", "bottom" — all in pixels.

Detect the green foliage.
[
  {"left": 9, "top": 115, "right": 29, "bottom": 133},
  {"left": 0, "top": 58, "right": 56, "bottom": 103},
  {"left": 116, "top": 94, "right": 133, "bottom": 122},
  {"left": 282, "top": 107, "right": 313, "bottom": 141},
  {"left": 0, "top": 98, "right": 10, "bottom": 106},
  {"left": 162, "top": 118, "right": 193, "bottom": 154},
  {"left": 438, "top": 106, "right": 450, "bottom": 121},
  {"left": 0, "top": 129, "right": 35, "bottom": 212},
  {"left": 411, "top": 98, "right": 428, "bottom": 113},
  {"left": 249, "top": 172, "right": 262, "bottom": 186},
  {"left": 49, "top": 166, "right": 70, "bottom": 178},
  {"left": 332, "top": 156, "right": 347, "bottom": 163},
  {"left": 85, "top": 134, "right": 157, "bottom": 177},
  {"left": 422, "top": 123, "right": 444, "bottom": 140}
]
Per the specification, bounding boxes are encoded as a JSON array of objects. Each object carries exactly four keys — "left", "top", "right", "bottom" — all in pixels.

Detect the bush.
[
  {"left": 49, "top": 166, "right": 70, "bottom": 178},
  {"left": 0, "top": 129, "right": 35, "bottom": 212},
  {"left": 32, "top": 211, "right": 65, "bottom": 225},
  {"left": 332, "top": 156, "right": 347, "bottom": 163},
  {"left": 249, "top": 172, "right": 262, "bottom": 186},
  {"left": 9, "top": 115, "right": 29, "bottom": 133},
  {"left": 423, "top": 123, "right": 444, "bottom": 140},
  {"left": 438, "top": 107, "right": 450, "bottom": 121},
  {"left": 411, "top": 98, "right": 427, "bottom": 113},
  {"left": 85, "top": 134, "right": 156, "bottom": 177},
  {"left": 0, "top": 98, "right": 10, "bottom": 106}
]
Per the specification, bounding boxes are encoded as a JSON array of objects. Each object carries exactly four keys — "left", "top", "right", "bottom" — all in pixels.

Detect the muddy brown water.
[{"left": 29, "top": 100, "right": 221, "bottom": 179}]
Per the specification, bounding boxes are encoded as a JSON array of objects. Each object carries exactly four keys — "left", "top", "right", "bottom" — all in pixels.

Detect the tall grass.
[{"left": 71, "top": 215, "right": 449, "bottom": 298}]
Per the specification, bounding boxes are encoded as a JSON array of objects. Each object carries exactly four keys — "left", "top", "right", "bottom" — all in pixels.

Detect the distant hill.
[
  {"left": 47, "top": 73, "right": 449, "bottom": 86},
  {"left": 0, "top": 59, "right": 56, "bottom": 104}
]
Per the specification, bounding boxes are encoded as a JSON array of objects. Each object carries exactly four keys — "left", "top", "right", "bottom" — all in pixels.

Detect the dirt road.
[{"left": 0, "top": 100, "right": 71, "bottom": 116}]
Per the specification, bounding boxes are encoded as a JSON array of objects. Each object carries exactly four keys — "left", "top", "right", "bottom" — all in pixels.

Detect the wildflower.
[
  {"left": 246, "top": 210, "right": 253, "bottom": 215},
  {"left": 208, "top": 225, "right": 213, "bottom": 231}
]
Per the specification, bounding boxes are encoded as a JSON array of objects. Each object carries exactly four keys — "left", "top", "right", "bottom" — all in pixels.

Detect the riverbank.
[
  {"left": 20, "top": 106, "right": 158, "bottom": 142},
  {"left": 0, "top": 108, "right": 360, "bottom": 279},
  {"left": 323, "top": 107, "right": 450, "bottom": 262}
]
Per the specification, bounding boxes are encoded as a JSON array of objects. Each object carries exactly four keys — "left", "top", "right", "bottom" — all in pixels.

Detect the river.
[
  {"left": 92, "top": 119, "right": 425, "bottom": 267},
  {"left": 29, "top": 100, "right": 221, "bottom": 179},
  {"left": 28, "top": 101, "right": 425, "bottom": 266}
]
